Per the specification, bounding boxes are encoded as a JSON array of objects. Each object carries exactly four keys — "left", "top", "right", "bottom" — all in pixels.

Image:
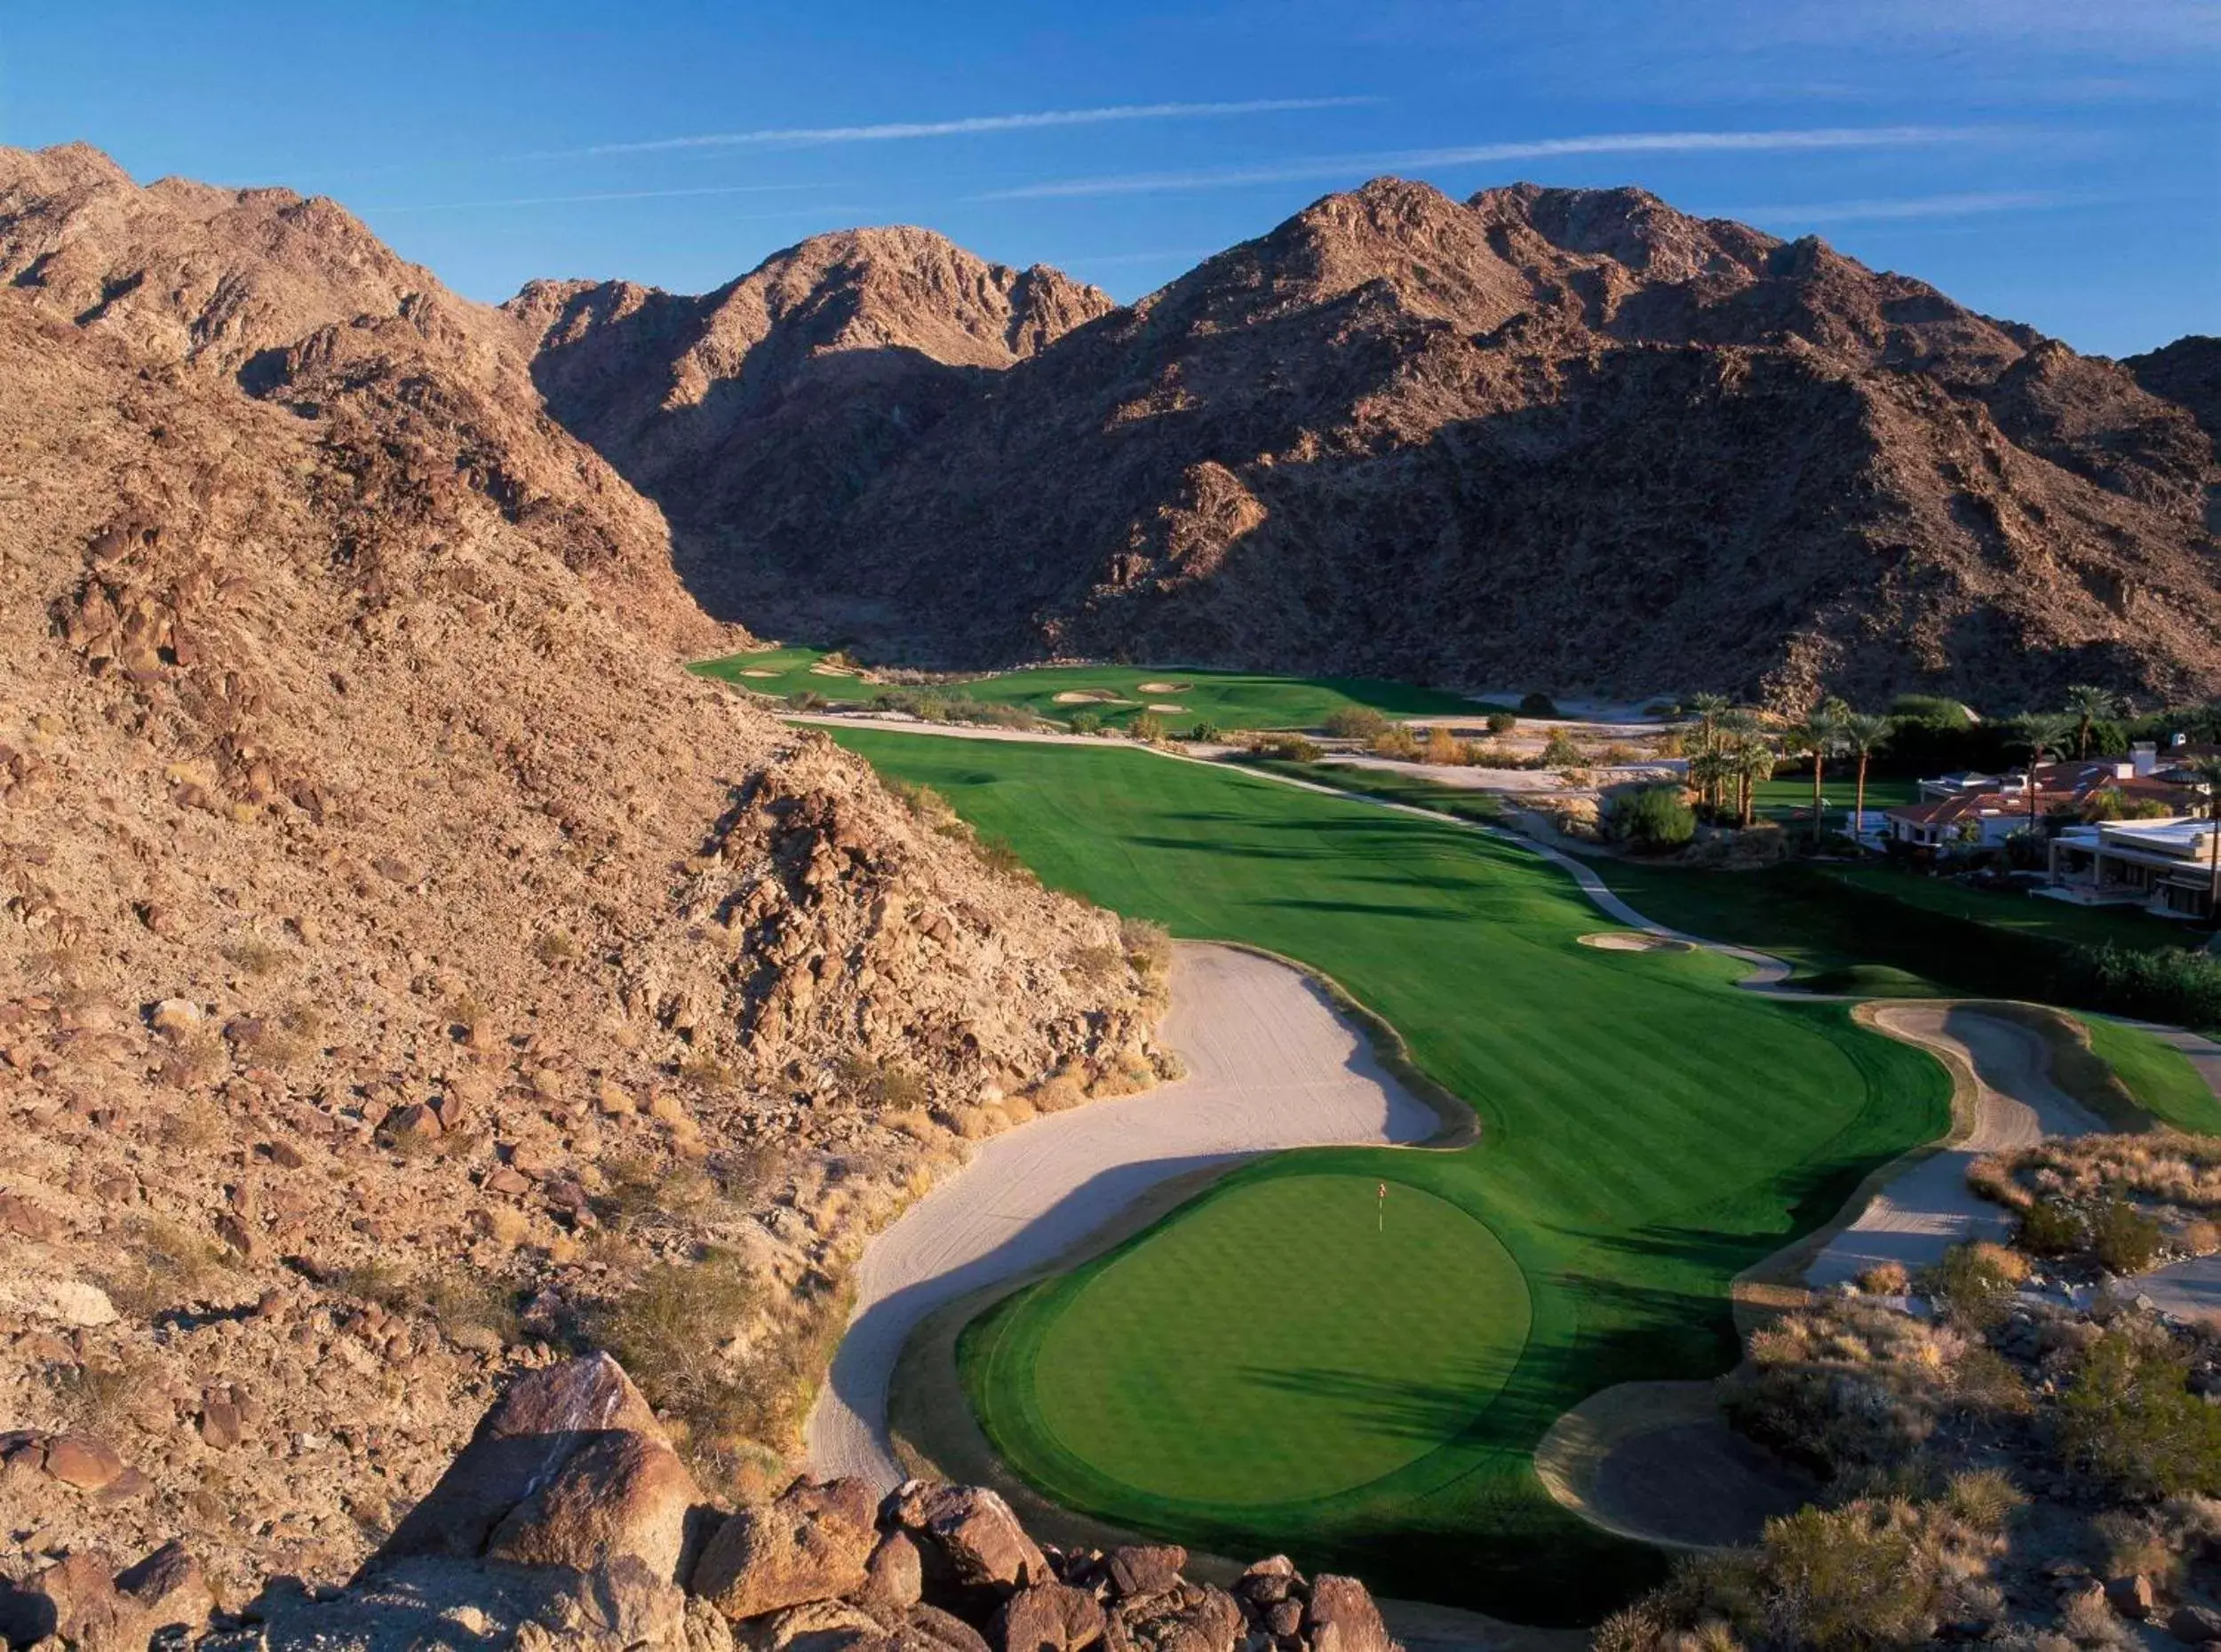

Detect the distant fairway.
[
  {"left": 692, "top": 647, "right": 1482, "bottom": 731},
  {"left": 830, "top": 728, "right": 1952, "bottom": 1623}
]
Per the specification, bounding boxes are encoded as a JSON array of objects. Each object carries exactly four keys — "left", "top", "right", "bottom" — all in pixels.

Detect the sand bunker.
[
  {"left": 1136, "top": 680, "right": 1191, "bottom": 695},
  {"left": 1052, "top": 689, "right": 1133, "bottom": 705},
  {"left": 805, "top": 943, "right": 1445, "bottom": 1488},
  {"left": 1146, "top": 703, "right": 1187, "bottom": 713},
  {"left": 808, "top": 662, "right": 859, "bottom": 678},
  {"left": 1577, "top": 931, "right": 1693, "bottom": 953},
  {"left": 738, "top": 669, "right": 780, "bottom": 679}
]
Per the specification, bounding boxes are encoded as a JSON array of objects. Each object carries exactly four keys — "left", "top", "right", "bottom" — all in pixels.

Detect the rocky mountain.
[
  {"left": 2128, "top": 334, "right": 2221, "bottom": 450},
  {"left": 522, "top": 179, "right": 2221, "bottom": 710},
  {"left": 508, "top": 232, "right": 1112, "bottom": 624},
  {"left": 0, "top": 142, "right": 1159, "bottom": 1602}
]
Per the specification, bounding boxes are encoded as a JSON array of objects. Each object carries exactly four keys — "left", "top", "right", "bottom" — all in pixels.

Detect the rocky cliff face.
[
  {"left": 529, "top": 179, "right": 2221, "bottom": 710},
  {"left": 0, "top": 144, "right": 1159, "bottom": 1603},
  {"left": 2, "top": 1354, "right": 1398, "bottom": 1652},
  {"left": 507, "top": 231, "right": 1113, "bottom": 626}
]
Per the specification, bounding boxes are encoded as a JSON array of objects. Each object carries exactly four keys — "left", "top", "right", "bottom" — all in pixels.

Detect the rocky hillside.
[
  {"left": 0, "top": 142, "right": 1161, "bottom": 1603},
  {"left": 524, "top": 180, "right": 2221, "bottom": 710},
  {"left": 2, "top": 1354, "right": 1399, "bottom": 1652},
  {"left": 509, "top": 232, "right": 1113, "bottom": 627}
]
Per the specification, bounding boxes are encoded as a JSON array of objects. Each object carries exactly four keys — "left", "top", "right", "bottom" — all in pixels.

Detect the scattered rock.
[
  {"left": 888, "top": 1482, "right": 1047, "bottom": 1600},
  {"left": 2108, "top": 1575, "right": 2157, "bottom": 1621},
  {"left": 43, "top": 1432, "right": 125, "bottom": 1492},
  {"left": 693, "top": 1476, "right": 880, "bottom": 1621},
  {"left": 996, "top": 1580, "right": 1106, "bottom": 1652}
]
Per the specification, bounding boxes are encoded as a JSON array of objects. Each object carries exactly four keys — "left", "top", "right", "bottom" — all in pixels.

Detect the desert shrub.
[
  {"left": 101, "top": 1217, "right": 235, "bottom": 1317},
  {"left": 532, "top": 929, "right": 578, "bottom": 965},
  {"left": 581, "top": 1252, "right": 760, "bottom": 1419},
  {"left": 1119, "top": 916, "right": 1174, "bottom": 973},
  {"left": 220, "top": 936, "right": 286, "bottom": 977},
  {"left": 1598, "top": 743, "right": 1643, "bottom": 766},
  {"left": 2091, "top": 1195, "right": 2167, "bottom": 1275},
  {"left": 1257, "top": 735, "right": 1322, "bottom": 763},
  {"left": 2058, "top": 1323, "right": 2221, "bottom": 1499},
  {"left": 1891, "top": 694, "right": 1972, "bottom": 729},
  {"left": 1485, "top": 711, "right": 1517, "bottom": 735},
  {"left": 595, "top": 1152, "right": 714, "bottom": 1233},
  {"left": 785, "top": 688, "right": 827, "bottom": 712},
  {"left": 2063, "top": 944, "right": 2221, "bottom": 1033},
  {"left": 1325, "top": 706, "right": 1391, "bottom": 741},
  {"left": 834, "top": 1053, "right": 927, "bottom": 1111},
  {"left": 1421, "top": 726, "right": 1461, "bottom": 766},
  {"left": 1519, "top": 692, "right": 1561, "bottom": 717},
  {"left": 1604, "top": 785, "right": 1697, "bottom": 853},
  {"left": 414, "top": 1267, "right": 523, "bottom": 1346},
  {"left": 1187, "top": 720, "right": 1223, "bottom": 743},
  {"left": 975, "top": 835, "right": 1035, "bottom": 882},
  {"left": 1370, "top": 726, "right": 1421, "bottom": 761},
  {"left": 946, "top": 700, "right": 1035, "bottom": 729},
  {"left": 2016, "top": 1196, "right": 2082, "bottom": 1257},
  {"left": 1068, "top": 942, "right": 1127, "bottom": 984},
  {"left": 1462, "top": 743, "right": 1537, "bottom": 770},
  {"left": 1540, "top": 730, "right": 1584, "bottom": 768},
  {"left": 1918, "top": 1241, "right": 2026, "bottom": 1328},
  {"left": 1068, "top": 711, "right": 1103, "bottom": 735},
  {"left": 1128, "top": 711, "right": 1166, "bottom": 743}
]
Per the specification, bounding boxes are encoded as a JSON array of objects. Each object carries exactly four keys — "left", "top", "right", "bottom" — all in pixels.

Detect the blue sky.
[{"left": 4, "top": 1, "right": 2214, "bottom": 354}]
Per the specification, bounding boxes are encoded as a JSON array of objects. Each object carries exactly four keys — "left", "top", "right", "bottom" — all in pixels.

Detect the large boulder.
[
  {"left": 996, "top": 1580, "right": 1106, "bottom": 1652},
  {"left": 1302, "top": 1577, "right": 1394, "bottom": 1652},
  {"left": 0, "top": 1543, "right": 214, "bottom": 1652},
  {"left": 1104, "top": 1547, "right": 1185, "bottom": 1603},
  {"left": 856, "top": 1531, "right": 925, "bottom": 1616},
  {"left": 1108, "top": 1584, "right": 1243, "bottom": 1652},
  {"left": 370, "top": 1352, "right": 703, "bottom": 1584},
  {"left": 886, "top": 1482, "right": 1047, "bottom": 1603},
  {"left": 692, "top": 1476, "right": 881, "bottom": 1621}
]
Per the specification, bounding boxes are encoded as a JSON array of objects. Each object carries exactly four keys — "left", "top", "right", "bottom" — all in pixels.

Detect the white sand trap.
[
  {"left": 1578, "top": 931, "right": 1692, "bottom": 953},
  {"left": 1806, "top": 1005, "right": 2107, "bottom": 1288},
  {"left": 1051, "top": 689, "right": 1131, "bottom": 705},
  {"left": 805, "top": 942, "right": 1445, "bottom": 1489},
  {"left": 808, "top": 662, "right": 859, "bottom": 677},
  {"left": 1145, "top": 703, "right": 1187, "bottom": 713},
  {"left": 1137, "top": 681, "right": 1191, "bottom": 695},
  {"left": 738, "top": 669, "right": 781, "bottom": 679}
]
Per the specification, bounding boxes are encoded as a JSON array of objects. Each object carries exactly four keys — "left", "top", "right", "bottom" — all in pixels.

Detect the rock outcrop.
[
  {"left": 523, "top": 179, "right": 2221, "bottom": 711},
  {"left": 0, "top": 142, "right": 1162, "bottom": 1603},
  {"left": 4, "top": 1356, "right": 1402, "bottom": 1652}
]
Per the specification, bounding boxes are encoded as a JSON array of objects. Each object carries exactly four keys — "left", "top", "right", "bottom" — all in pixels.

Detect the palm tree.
[
  {"left": 2188, "top": 754, "right": 2221, "bottom": 930},
  {"left": 1777, "top": 715, "right": 1848, "bottom": 853},
  {"left": 1685, "top": 693, "right": 1731, "bottom": 812},
  {"left": 2013, "top": 712, "right": 2079, "bottom": 832},
  {"left": 1838, "top": 712, "right": 1893, "bottom": 849},
  {"left": 1724, "top": 720, "right": 1779, "bottom": 829},
  {"left": 2065, "top": 685, "right": 2120, "bottom": 760},
  {"left": 1685, "top": 749, "right": 1731, "bottom": 822}
]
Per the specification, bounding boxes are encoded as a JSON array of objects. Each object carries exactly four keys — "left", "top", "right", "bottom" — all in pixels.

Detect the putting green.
[
  {"left": 1006, "top": 1174, "right": 1529, "bottom": 1505},
  {"left": 830, "top": 729, "right": 1952, "bottom": 1622}
]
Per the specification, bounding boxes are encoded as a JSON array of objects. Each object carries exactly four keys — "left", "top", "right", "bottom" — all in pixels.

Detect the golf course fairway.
[{"left": 827, "top": 728, "right": 1952, "bottom": 1623}]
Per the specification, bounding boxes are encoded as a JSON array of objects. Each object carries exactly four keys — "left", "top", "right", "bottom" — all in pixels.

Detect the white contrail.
[
  {"left": 978, "top": 125, "right": 2004, "bottom": 200},
  {"left": 1713, "top": 189, "right": 2063, "bottom": 224},
  {"left": 361, "top": 184, "right": 859, "bottom": 214},
  {"left": 521, "top": 98, "right": 1379, "bottom": 161}
]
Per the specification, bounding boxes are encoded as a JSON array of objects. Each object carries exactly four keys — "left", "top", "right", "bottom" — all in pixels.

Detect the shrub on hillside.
[
  {"left": 1540, "top": 730, "right": 1584, "bottom": 768},
  {"left": 1128, "top": 711, "right": 1167, "bottom": 743},
  {"left": 1422, "top": 726, "right": 1461, "bottom": 766},
  {"left": 2091, "top": 1195, "right": 2167, "bottom": 1275},
  {"left": 1370, "top": 727, "right": 1422, "bottom": 761},
  {"left": 2058, "top": 1323, "right": 2221, "bottom": 1499},
  {"left": 1604, "top": 785, "right": 1697, "bottom": 853},
  {"left": 1257, "top": 734, "right": 1323, "bottom": 763},
  {"left": 1485, "top": 711, "right": 1517, "bottom": 735},
  {"left": 1325, "top": 706, "right": 1391, "bottom": 741},
  {"left": 2063, "top": 943, "right": 2221, "bottom": 1033}
]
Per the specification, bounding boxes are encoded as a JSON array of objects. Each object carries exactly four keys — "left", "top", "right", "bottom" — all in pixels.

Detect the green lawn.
[
  {"left": 831, "top": 729, "right": 1949, "bottom": 1623},
  {"left": 1246, "top": 758, "right": 1505, "bottom": 824},
  {"left": 992, "top": 1174, "right": 1531, "bottom": 1505},
  {"left": 693, "top": 647, "right": 1485, "bottom": 731},
  {"left": 2079, "top": 1017, "right": 2221, "bottom": 1134},
  {"left": 1748, "top": 774, "right": 1920, "bottom": 824}
]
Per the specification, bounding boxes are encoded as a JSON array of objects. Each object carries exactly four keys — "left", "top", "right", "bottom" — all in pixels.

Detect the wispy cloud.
[
  {"left": 1713, "top": 189, "right": 2070, "bottom": 225},
  {"left": 977, "top": 124, "right": 2005, "bottom": 200},
  {"left": 521, "top": 98, "right": 1377, "bottom": 162},
  {"left": 359, "top": 183, "right": 856, "bottom": 215}
]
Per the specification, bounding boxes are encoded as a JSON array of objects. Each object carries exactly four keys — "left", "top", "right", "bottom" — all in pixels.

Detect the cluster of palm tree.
[{"left": 1683, "top": 695, "right": 1891, "bottom": 845}]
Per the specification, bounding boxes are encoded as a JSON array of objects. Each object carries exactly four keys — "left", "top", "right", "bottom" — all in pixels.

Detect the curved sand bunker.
[
  {"left": 1577, "top": 930, "right": 1694, "bottom": 953},
  {"left": 1051, "top": 689, "right": 1133, "bottom": 705},
  {"left": 1136, "top": 680, "right": 1191, "bottom": 695}
]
